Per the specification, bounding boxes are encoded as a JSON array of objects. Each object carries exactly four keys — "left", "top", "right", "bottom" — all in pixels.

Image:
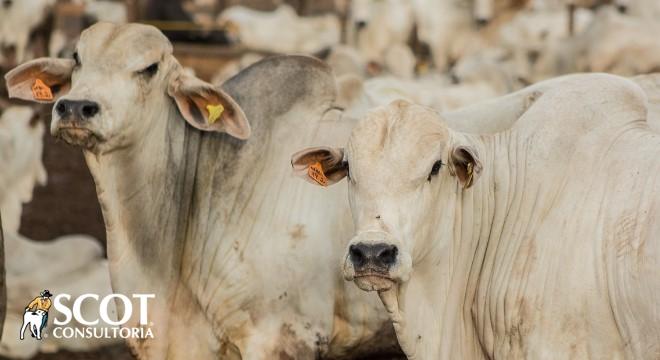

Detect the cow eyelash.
[
  {"left": 138, "top": 62, "right": 159, "bottom": 77},
  {"left": 427, "top": 160, "right": 443, "bottom": 181}
]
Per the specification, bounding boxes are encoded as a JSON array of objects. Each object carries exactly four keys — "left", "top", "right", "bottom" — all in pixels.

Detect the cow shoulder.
[{"left": 221, "top": 55, "right": 337, "bottom": 132}]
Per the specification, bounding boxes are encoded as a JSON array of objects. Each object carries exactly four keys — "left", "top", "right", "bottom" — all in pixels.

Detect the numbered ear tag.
[
  {"left": 308, "top": 161, "right": 328, "bottom": 186},
  {"left": 206, "top": 104, "right": 224, "bottom": 125},
  {"left": 32, "top": 79, "right": 53, "bottom": 101}
]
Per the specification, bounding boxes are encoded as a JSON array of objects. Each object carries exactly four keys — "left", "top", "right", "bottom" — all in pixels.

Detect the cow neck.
[
  {"left": 379, "top": 130, "right": 503, "bottom": 359},
  {"left": 83, "top": 100, "right": 193, "bottom": 293}
]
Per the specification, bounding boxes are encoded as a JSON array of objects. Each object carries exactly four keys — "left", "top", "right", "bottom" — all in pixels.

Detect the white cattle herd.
[{"left": 1, "top": 0, "right": 660, "bottom": 359}]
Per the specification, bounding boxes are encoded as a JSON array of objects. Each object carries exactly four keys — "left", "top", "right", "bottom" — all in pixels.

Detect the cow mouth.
[
  {"left": 353, "top": 271, "right": 395, "bottom": 292},
  {"left": 55, "top": 126, "right": 104, "bottom": 150}
]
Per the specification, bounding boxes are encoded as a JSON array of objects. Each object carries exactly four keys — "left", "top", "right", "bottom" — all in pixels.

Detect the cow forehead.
[
  {"left": 347, "top": 100, "right": 449, "bottom": 178},
  {"left": 77, "top": 23, "right": 173, "bottom": 71}
]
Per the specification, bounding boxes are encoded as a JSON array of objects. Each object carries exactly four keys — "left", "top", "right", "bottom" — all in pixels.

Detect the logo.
[
  {"left": 20, "top": 290, "right": 155, "bottom": 340},
  {"left": 20, "top": 289, "right": 52, "bottom": 340}
]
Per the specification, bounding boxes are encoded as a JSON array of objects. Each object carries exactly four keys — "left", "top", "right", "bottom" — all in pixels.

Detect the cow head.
[
  {"left": 292, "top": 100, "right": 482, "bottom": 292},
  {"left": 4, "top": 22, "right": 250, "bottom": 154}
]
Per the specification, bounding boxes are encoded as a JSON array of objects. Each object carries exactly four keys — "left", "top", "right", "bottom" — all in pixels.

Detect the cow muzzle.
[
  {"left": 343, "top": 231, "right": 412, "bottom": 292},
  {"left": 52, "top": 99, "right": 104, "bottom": 149}
]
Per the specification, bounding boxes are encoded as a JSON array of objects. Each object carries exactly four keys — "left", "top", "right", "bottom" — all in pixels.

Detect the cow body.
[
  {"left": 218, "top": 5, "right": 340, "bottom": 54},
  {"left": 293, "top": 73, "right": 660, "bottom": 359},
  {"left": 384, "top": 75, "right": 660, "bottom": 359},
  {"left": 88, "top": 57, "right": 392, "bottom": 359},
  {"left": 5, "top": 23, "right": 397, "bottom": 359}
]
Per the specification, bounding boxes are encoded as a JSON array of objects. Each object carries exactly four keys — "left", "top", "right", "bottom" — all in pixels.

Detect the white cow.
[
  {"left": 559, "top": 8, "right": 660, "bottom": 76},
  {"left": 217, "top": 4, "right": 340, "bottom": 54},
  {"left": 411, "top": 0, "right": 526, "bottom": 71},
  {"left": 498, "top": 7, "right": 593, "bottom": 82},
  {"left": 5, "top": 23, "right": 397, "bottom": 359},
  {"left": 0, "top": 106, "right": 119, "bottom": 358},
  {"left": 341, "top": 54, "right": 521, "bottom": 120},
  {"left": 346, "top": 0, "right": 415, "bottom": 75},
  {"left": 19, "top": 310, "right": 45, "bottom": 341},
  {"left": 0, "top": 0, "right": 54, "bottom": 66},
  {"left": 293, "top": 73, "right": 660, "bottom": 359}
]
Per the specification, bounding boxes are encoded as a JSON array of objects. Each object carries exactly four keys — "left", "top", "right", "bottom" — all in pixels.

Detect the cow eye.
[
  {"left": 2, "top": 0, "right": 12, "bottom": 9},
  {"left": 73, "top": 51, "right": 80, "bottom": 66},
  {"left": 138, "top": 62, "right": 159, "bottom": 77},
  {"left": 427, "top": 160, "right": 443, "bottom": 181},
  {"left": 343, "top": 160, "right": 350, "bottom": 179}
]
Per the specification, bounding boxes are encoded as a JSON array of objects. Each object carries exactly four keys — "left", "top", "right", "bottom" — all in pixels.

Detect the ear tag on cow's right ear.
[
  {"left": 32, "top": 79, "right": 53, "bottom": 101},
  {"left": 308, "top": 161, "right": 329, "bottom": 186},
  {"left": 206, "top": 104, "right": 224, "bottom": 125},
  {"left": 464, "top": 162, "right": 474, "bottom": 189}
]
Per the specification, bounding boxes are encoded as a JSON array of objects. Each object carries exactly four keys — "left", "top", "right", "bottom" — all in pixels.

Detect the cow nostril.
[
  {"left": 475, "top": 18, "right": 489, "bottom": 28},
  {"left": 349, "top": 245, "right": 365, "bottom": 266},
  {"left": 377, "top": 245, "right": 398, "bottom": 266},
  {"left": 81, "top": 103, "right": 99, "bottom": 118},
  {"left": 355, "top": 20, "right": 367, "bottom": 30},
  {"left": 55, "top": 102, "right": 67, "bottom": 117}
]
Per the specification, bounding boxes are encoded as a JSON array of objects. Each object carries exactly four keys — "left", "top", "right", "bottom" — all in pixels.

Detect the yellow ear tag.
[
  {"left": 464, "top": 162, "right": 474, "bottom": 189},
  {"left": 32, "top": 79, "right": 53, "bottom": 101},
  {"left": 206, "top": 104, "right": 224, "bottom": 125},
  {"left": 308, "top": 161, "right": 329, "bottom": 186}
]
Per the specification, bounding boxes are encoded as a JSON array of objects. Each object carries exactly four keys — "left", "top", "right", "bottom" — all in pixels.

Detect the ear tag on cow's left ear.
[
  {"left": 32, "top": 79, "right": 53, "bottom": 101},
  {"left": 308, "top": 161, "right": 329, "bottom": 186},
  {"left": 464, "top": 162, "right": 474, "bottom": 189},
  {"left": 206, "top": 104, "right": 224, "bottom": 125}
]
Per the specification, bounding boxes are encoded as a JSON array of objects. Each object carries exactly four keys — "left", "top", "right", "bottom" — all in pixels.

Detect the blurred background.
[{"left": 1, "top": 0, "right": 659, "bottom": 359}]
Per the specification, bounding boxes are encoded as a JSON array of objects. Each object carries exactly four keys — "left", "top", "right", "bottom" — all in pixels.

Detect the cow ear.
[
  {"left": 4, "top": 58, "right": 75, "bottom": 103},
  {"left": 168, "top": 71, "right": 250, "bottom": 140},
  {"left": 291, "top": 146, "right": 347, "bottom": 186},
  {"left": 449, "top": 145, "right": 482, "bottom": 189}
]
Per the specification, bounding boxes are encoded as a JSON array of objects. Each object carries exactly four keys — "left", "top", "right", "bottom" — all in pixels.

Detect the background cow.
[{"left": 0, "top": 106, "right": 119, "bottom": 358}]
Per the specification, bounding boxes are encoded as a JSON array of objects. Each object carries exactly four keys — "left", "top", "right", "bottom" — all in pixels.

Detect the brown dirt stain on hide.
[
  {"left": 289, "top": 224, "right": 307, "bottom": 247},
  {"left": 506, "top": 297, "right": 533, "bottom": 349},
  {"left": 276, "top": 323, "right": 316, "bottom": 360}
]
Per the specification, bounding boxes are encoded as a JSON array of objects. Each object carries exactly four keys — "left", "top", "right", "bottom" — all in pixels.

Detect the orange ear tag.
[
  {"left": 32, "top": 79, "right": 53, "bottom": 101},
  {"left": 308, "top": 161, "right": 329, "bottom": 186}
]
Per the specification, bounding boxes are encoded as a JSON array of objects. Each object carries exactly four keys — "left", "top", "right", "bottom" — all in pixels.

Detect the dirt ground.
[
  {"left": 19, "top": 345, "right": 404, "bottom": 360},
  {"left": 14, "top": 348, "right": 406, "bottom": 360},
  {"left": 19, "top": 344, "right": 135, "bottom": 360}
]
